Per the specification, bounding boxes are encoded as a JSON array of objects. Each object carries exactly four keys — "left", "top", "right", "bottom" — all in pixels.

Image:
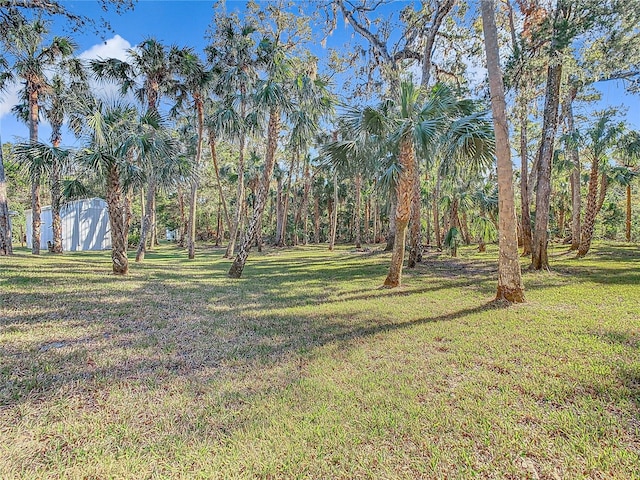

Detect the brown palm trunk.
[
  {"left": 50, "top": 154, "right": 63, "bottom": 254},
  {"left": 385, "top": 191, "right": 397, "bottom": 251},
  {"left": 301, "top": 158, "right": 311, "bottom": 245},
  {"left": 384, "top": 137, "right": 415, "bottom": 288},
  {"left": 481, "top": 0, "right": 525, "bottom": 302},
  {"left": 186, "top": 98, "right": 206, "bottom": 259},
  {"left": 407, "top": 163, "right": 422, "bottom": 267},
  {"left": 275, "top": 175, "right": 284, "bottom": 245},
  {"left": 29, "top": 89, "right": 41, "bottom": 255},
  {"left": 577, "top": 158, "right": 600, "bottom": 257},
  {"left": 106, "top": 164, "right": 128, "bottom": 275},
  {"left": 0, "top": 133, "right": 13, "bottom": 256},
  {"left": 433, "top": 174, "right": 442, "bottom": 249},
  {"left": 225, "top": 114, "right": 247, "bottom": 258},
  {"left": 563, "top": 86, "right": 581, "bottom": 251},
  {"left": 228, "top": 107, "right": 280, "bottom": 278}
]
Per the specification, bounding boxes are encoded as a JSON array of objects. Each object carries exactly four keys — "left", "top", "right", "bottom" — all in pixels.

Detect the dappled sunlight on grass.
[{"left": 1, "top": 242, "right": 639, "bottom": 478}]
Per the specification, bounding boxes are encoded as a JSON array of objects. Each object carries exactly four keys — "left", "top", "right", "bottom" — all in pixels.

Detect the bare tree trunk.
[
  {"left": 354, "top": 172, "right": 362, "bottom": 248},
  {"left": 407, "top": 163, "right": 422, "bottom": 268},
  {"left": 275, "top": 174, "right": 284, "bottom": 246},
  {"left": 531, "top": 61, "right": 562, "bottom": 270},
  {"left": 228, "top": 107, "right": 279, "bottom": 278},
  {"left": 149, "top": 189, "right": 157, "bottom": 249},
  {"left": 329, "top": 171, "right": 338, "bottom": 250},
  {"left": 433, "top": 174, "right": 442, "bottom": 249},
  {"left": 225, "top": 141, "right": 245, "bottom": 258},
  {"left": 278, "top": 151, "right": 298, "bottom": 246},
  {"left": 209, "top": 127, "right": 231, "bottom": 237},
  {"left": 626, "top": 184, "right": 632, "bottom": 242},
  {"left": 177, "top": 186, "right": 186, "bottom": 247},
  {"left": 384, "top": 137, "right": 415, "bottom": 288},
  {"left": 481, "top": 0, "right": 525, "bottom": 302},
  {"left": 136, "top": 178, "right": 156, "bottom": 262},
  {"left": 0, "top": 133, "right": 13, "bottom": 255},
  {"left": 301, "top": 156, "right": 311, "bottom": 245},
  {"left": 519, "top": 109, "right": 533, "bottom": 256},
  {"left": 314, "top": 197, "right": 321, "bottom": 243},
  {"left": 562, "top": 86, "right": 581, "bottom": 250},
  {"left": 29, "top": 89, "right": 41, "bottom": 255}
]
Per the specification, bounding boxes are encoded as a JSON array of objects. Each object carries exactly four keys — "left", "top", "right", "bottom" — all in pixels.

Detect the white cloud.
[
  {"left": 0, "top": 35, "right": 133, "bottom": 122},
  {"left": 79, "top": 34, "right": 131, "bottom": 61}
]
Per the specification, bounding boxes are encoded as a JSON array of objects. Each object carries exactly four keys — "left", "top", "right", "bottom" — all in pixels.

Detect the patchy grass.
[{"left": 1, "top": 242, "right": 639, "bottom": 479}]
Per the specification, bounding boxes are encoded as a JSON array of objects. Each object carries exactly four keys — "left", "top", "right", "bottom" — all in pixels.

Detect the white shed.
[{"left": 26, "top": 198, "right": 111, "bottom": 252}]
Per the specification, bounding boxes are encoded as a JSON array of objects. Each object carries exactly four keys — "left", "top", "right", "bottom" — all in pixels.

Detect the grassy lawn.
[{"left": 1, "top": 242, "right": 639, "bottom": 479}]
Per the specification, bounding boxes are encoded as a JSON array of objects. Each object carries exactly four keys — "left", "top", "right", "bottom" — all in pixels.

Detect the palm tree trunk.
[
  {"left": 384, "top": 137, "right": 415, "bottom": 288},
  {"left": 408, "top": 165, "right": 422, "bottom": 268},
  {"left": 106, "top": 164, "right": 128, "bottom": 275},
  {"left": 187, "top": 101, "right": 206, "bottom": 260},
  {"left": 149, "top": 190, "right": 157, "bottom": 248},
  {"left": 208, "top": 128, "right": 231, "bottom": 236},
  {"left": 562, "top": 87, "right": 582, "bottom": 251},
  {"left": 177, "top": 186, "right": 186, "bottom": 247},
  {"left": 329, "top": 170, "right": 338, "bottom": 250},
  {"left": 136, "top": 178, "right": 156, "bottom": 262},
  {"left": 225, "top": 137, "right": 245, "bottom": 258},
  {"left": 481, "top": 0, "right": 525, "bottom": 302},
  {"left": 354, "top": 172, "right": 362, "bottom": 249},
  {"left": 228, "top": 107, "right": 279, "bottom": 278},
  {"left": 301, "top": 157, "right": 311, "bottom": 245},
  {"left": 385, "top": 191, "right": 397, "bottom": 251},
  {"left": 279, "top": 151, "right": 298, "bottom": 246},
  {"left": 0, "top": 133, "right": 13, "bottom": 256},
  {"left": 626, "top": 184, "right": 632, "bottom": 242},
  {"left": 577, "top": 158, "right": 600, "bottom": 257},
  {"left": 50, "top": 154, "right": 63, "bottom": 253},
  {"left": 275, "top": 175, "right": 284, "bottom": 246},
  {"left": 29, "top": 89, "right": 41, "bottom": 255}
]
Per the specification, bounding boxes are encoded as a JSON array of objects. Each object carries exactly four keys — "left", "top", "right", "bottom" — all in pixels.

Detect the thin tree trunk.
[
  {"left": 149, "top": 189, "right": 157, "bottom": 249},
  {"left": 408, "top": 162, "right": 422, "bottom": 268},
  {"left": 519, "top": 108, "right": 533, "bottom": 256},
  {"left": 228, "top": 107, "right": 279, "bottom": 278},
  {"left": 314, "top": 197, "right": 321, "bottom": 243},
  {"left": 208, "top": 127, "right": 231, "bottom": 236},
  {"left": 563, "top": 85, "right": 581, "bottom": 250},
  {"left": 215, "top": 199, "right": 222, "bottom": 246},
  {"left": 0, "top": 133, "right": 13, "bottom": 255},
  {"left": 106, "top": 164, "right": 128, "bottom": 275},
  {"left": 301, "top": 157, "right": 311, "bottom": 245},
  {"left": 481, "top": 0, "right": 525, "bottom": 302},
  {"left": 29, "top": 90, "right": 41, "bottom": 255},
  {"left": 225, "top": 142, "right": 245, "bottom": 258},
  {"left": 136, "top": 178, "right": 156, "bottom": 262},
  {"left": 626, "top": 184, "right": 632, "bottom": 242},
  {"left": 384, "top": 137, "right": 415, "bottom": 288},
  {"left": 385, "top": 191, "right": 397, "bottom": 251},
  {"left": 329, "top": 170, "right": 338, "bottom": 250},
  {"left": 177, "top": 186, "right": 186, "bottom": 247},
  {"left": 531, "top": 61, "right": 562, "bottom": 270},
  {"left": 354, "top": 172, "right": 362, "bottom": 248},
  {"left": 187, "top": 100, "right": 206, "bottom": 260},
  {"left": 275, "top": 175, "right": 284, "bottom": 246},
  {"left": 279, "top": 151, "right": 298, "bottom": 246},
  {"left": 124, "top": 186, "right": 133, "bottom": 244},
  {"left": 433, "top": 174, "right": 442, "bottom": 249}
]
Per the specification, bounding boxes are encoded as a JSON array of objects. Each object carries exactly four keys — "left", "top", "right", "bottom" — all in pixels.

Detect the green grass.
[{"left": 1, "top": 242, "right": 639, "bottom": 479}]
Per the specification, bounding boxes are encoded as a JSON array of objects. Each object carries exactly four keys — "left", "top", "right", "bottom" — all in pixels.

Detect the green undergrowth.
[{"left": 1, "top": 242, "right": 639, "bottom": 479}]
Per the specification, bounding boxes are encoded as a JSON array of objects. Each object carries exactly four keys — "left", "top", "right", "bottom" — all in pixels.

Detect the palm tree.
[
  {"left": 228, "top": 36, "right": 294, "bottom": 278},
  {"left": 73, "top": 99, "right": 144, "bottom": 274},
  {"left": 92, "top": 37, "right": 179, "bottom": 252},
  {"left": 615, "top": 130, "right": 640, "bottom": 242},
  {"left": 169, "top": 47, "right": 213, "bottom": 260},
  {"left": 0, "top": 18, "right": 75, "bottom": 254},
  {"left": 41, "top": 59, "right": 88, "bottom": 253},
  {"left": 577, "top": 113, "right": 624, "bottom": 257},
  {"left": 481, "top": 0, "right": 525, "bottom": 302},
  {"left": 207, "top": 16, "right": 259, "bottom": 258},
  {"left": 0, "top": 53, "right": 13, "bottom": 255}
]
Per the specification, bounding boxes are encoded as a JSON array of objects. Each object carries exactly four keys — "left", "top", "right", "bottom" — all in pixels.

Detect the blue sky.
[{"left": 1, "top": 0, "right": 638, "bottom": 144}]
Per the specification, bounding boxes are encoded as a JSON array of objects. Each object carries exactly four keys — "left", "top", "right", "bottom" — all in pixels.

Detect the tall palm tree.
[
  {"left": 41, "top": 59, "right": 88, "bottom": 253},
  {"left": 0, "top": 52, "right": 13, "bottom": 255},
  {"left": 73, "top": 99, "right": 144, "bottom": 274},
  {"left": 615, "top": 130, "right": 640, "bottom": 242},
  {"left": 577, "top": 113, "right": 624, "bottom": 257},
  {"left": 0, "top": 18, "right": 75, "bottom": 254},
  {"left": 228, "top": 36, "right": 294, "bottom": 278},
  {"left": 168, "top": 47, "right": 213, "bottom": 260},
  {"left": 92, "top": 37, "right": 179, "bottom": 252},
  {"left": 341, "top": 82, "right": 493, "bottom": 287},
  {"left": 207, "top": 16, "right": 259, "bottom": 258}
]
